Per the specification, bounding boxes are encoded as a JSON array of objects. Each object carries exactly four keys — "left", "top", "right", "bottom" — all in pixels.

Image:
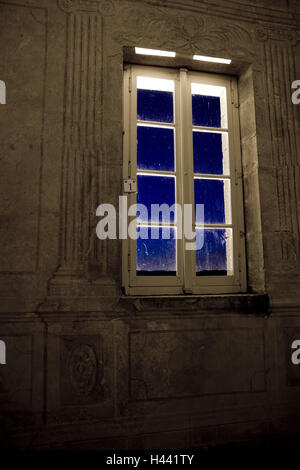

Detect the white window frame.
[{"left": 122, "top": 64, "right": 246, "bottom": 295}]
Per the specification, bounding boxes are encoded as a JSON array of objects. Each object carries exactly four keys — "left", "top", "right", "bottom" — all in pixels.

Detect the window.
[{"left": 123, "top": 65, "right": 246, "bottom": 295}]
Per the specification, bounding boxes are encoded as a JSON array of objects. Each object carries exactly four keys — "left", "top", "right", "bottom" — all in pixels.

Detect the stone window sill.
[{"left": 118, "top": 293, "right": 269, "bottom": 315}]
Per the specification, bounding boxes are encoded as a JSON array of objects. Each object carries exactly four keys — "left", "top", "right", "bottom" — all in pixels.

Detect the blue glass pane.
[
  {"left": 194, "top": 178, "right": 225, "bottom": 224},
  {"left": 137, "top": 126, "right": 175, "bottom": 172},
  {"left": 193, "top": 131, "right": 224, "bottom": 175},
  {"left": 137, "top": 226, "right": 176, "bottom": 275},
  {"left": 137, "top": 89, "right": 174, "bottom": 123},
  {"left": 192, "top": 94, "right": 221, "bottom": 128},
  {"left": 196, "top": 228, "right": 228, "bottom": 275},
  {"left": 137, "top": 175, "right": 175, "bottom": 223}
]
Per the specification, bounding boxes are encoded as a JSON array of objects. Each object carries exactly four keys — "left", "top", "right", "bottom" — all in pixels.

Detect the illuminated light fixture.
[
  {"left": 193, "top": 54, "right": 231, "bottom": 64},
  {"left": 135, "top": 47, "right": 176, "bottom": 58}
]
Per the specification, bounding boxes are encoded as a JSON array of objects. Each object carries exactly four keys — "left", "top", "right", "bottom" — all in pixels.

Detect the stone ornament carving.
[
  {"left": 57, "top": 0, "right": 115, "bottom": 14},
  {"left": 69, "top": 344, "right": 98, "bottom": 396},
  {"left": 113, "top": 5, "right": 204, "bottom": 51},
  {"left": 57, "top": 0, "right": 75, "bottom": 12},
  {"left": 112, "top": 2, "right": 255, "bottom": 60},
  {"left": 199, "top": 23, "right": 255, "bottom": 59},
  {"left": 255, "top": 26, "right": 299, "bottom": 46},
  {"left": 61, "top": 336, "right": 104, "bottom": 405}
]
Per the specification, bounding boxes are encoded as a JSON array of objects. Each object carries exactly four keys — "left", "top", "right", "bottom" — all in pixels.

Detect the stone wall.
[{"left": 0, "top": 0, "right": 300, "bottom": 449}]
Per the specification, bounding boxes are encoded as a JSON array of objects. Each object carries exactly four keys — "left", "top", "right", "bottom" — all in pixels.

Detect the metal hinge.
[
  {"left": 234, "top": 168, "right": 242, "bottom": 185},
  {"left": 238, "top": 252, "right": 242, "bottom": 274},
  {"left": 128, "top": 73, "right": 132, "bottom": 93},
  {"left": 128, "top": 159, "right": 131, "bottom": 179},
  {"left": 128, "top": 252, "right": 131, "bottom": 272}
]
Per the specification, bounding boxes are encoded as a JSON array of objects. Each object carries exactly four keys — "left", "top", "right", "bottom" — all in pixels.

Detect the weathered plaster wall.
[{"left": 0, "top": 0, "right": 300, "bottom": 449}]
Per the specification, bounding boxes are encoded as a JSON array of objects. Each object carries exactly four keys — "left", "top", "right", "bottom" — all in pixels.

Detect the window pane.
[
  {"left": 191, "top": 83, "right": 227, "bottom": 128},
  {"left": 193, "top": 131, "right": 229, "bottom": 175},
  {"left": 137, "top": 126, "right": 175, "bottom": 172},
  {"left": 196, "top": 228, "right": 233, "bottom": 276},
  {"left": 137, "top": 89, "right": 174, "bottom": 123},
  {"left": 195, "top": 178, "right": 231, "bottom": 224},
  {"left": 137, "top": 175, "right": 175, "bottom": 222},
  {"left": 137, "top": 226, "right": 176, "bottom": 275},
  {"left": 192, "top": 94, "right": 221, "bottom": 128}
]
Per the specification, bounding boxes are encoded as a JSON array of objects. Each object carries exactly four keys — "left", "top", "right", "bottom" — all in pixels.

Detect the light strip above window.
[
  {"left": 193, "top": 55, "right": 231, "bottom": 65},
  {"left": 135, "top": 47, "right": 176, "bottom": 58}
]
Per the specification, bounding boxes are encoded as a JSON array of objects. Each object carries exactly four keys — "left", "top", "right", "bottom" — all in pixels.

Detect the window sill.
[{"left": 118, "top": 293, "right": 269, "bottom": 315}]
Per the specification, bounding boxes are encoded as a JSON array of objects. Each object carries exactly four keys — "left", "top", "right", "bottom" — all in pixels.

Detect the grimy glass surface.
[
  {"left": 191, "top": 80, "right": 232, "bottom": 277},
  {"left": 136, "top": 76, "right": 177, "bottom": 276},
  {"left": 196, "top": 228, "right": 231, "bottom": 276},
  {"left": 194, "top": 178, "right": 225, "bottom": 225},
  {"left": 193, "top": 131, "right": 227, "bottom": 175},
  {"left": 137, "top": 226, "right": 176, "bottom": 275},
  {"left": 192, "top": 94, "right": 221, "bottom": 128},
  {"left": 136, "top": 174, "right": 175, "bottom": 223},
  {"left": 137, "top": 125, "right": 175, "bottom": 172},
  {"left": 137, "top": 88, "right": 174, "bottom": 123}
]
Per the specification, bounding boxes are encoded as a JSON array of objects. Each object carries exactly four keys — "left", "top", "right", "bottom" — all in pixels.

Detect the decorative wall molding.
[
  {"left": 262, "top": 40, "right": 300, "bottom": 263},
  {"left": 56, "top": 11, "right": 101, "bottom": 277},
  {"left": 56, "top": 0, "right": 300, "bottom": 29},
  {"left": 47, "top": 8, "right": 117, "bottom": 301},
  {"left": 129, "top": 328, "right": 265, "bottom": 401}
]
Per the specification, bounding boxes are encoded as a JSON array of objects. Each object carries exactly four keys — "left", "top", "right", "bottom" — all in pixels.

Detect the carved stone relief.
[
  {"left": 112, "top": 1, "right": 256, "bottom": 61},
  {"left": 60, "top": 335, "right": 104, "bottom": 405}
]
